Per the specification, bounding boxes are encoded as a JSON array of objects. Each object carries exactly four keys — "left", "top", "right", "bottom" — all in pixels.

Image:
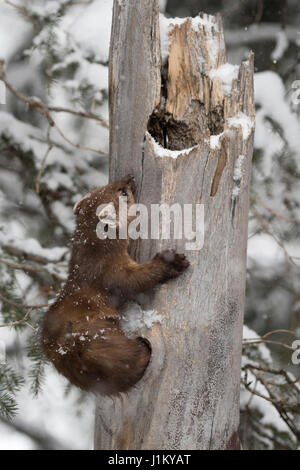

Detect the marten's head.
[{"left": 73, "top": 175, "right": 137, "bottom": 247}]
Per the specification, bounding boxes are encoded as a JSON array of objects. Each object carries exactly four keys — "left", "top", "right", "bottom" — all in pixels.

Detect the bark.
[{"left": 95, "top": 0, "right": 255, "bottom": 450}]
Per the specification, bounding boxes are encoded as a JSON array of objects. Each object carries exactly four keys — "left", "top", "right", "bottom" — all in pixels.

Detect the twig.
[
  {"left": 0, "top": 258, "right": 64, "bottom": 282},
  {"left": 0, "top": 61, "right": 108, "bottom": 155},
  {"left": 47, "top": 106, "right": 108, "bottom": 128},
  {"left": 4, "top": 0, "right": 37, "bottom": 27},
  {"left": 242, "top": 362, "right": 300, "bottom": 440},
  {"left": 251, "top": 368, "right": 300, "bottom": 437},
  {"left": 243, "top": 338, "right": 295, "bottom": 351},
  {"left": 262, "top": 329, "right": 295, "bottom": 338},
  {"left": 0, "top": 308, "right": 36, "bottom": 331},
  {"left": 53, "top": 123, "right": 108, "bottom": 155},
  {"left": 243, "top": 329, "right": 296, "bottom": 351},
  {"left": 242, "top": 378, "right": 279, "bottom": 405},
  {"left": 243, "top": 364, "right": 300, "bottom": 386},
  {"left": 251, "top": 207, "right": 300, "bottom": 269},
  {"left": 1, "top": 244, "right": 66, "bottom": 265},
  {"left": 251, "top": 195, "right": 296, "bottom": 223},
  {"left": 0, "top": 293, "right": 48, "bottom": 311}
]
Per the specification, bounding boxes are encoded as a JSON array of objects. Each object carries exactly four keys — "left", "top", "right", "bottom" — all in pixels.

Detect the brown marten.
[{"left": 41, "top": 175, "right": 189, "bottom": 395}]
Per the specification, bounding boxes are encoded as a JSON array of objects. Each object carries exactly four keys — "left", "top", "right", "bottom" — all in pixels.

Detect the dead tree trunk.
[{"left": 94, "top": 0, "right": 254, "bottom": 450}]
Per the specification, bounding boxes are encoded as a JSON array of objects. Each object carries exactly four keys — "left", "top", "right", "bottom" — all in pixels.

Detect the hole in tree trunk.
[{"left": 147, "top": 61, "right": 225, "bottom": 151}]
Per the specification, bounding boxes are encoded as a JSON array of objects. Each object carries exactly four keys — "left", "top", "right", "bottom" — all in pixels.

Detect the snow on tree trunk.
[{"left": 94, "top": 0, "right": 255, "bottom": 450}]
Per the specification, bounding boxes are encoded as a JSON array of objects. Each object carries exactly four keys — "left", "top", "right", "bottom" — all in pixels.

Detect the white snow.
[
  {"left": 241, "top": 326, "right": 293, "bottom": 436},
  {"left": 159, "top": 13, "right": 218, "bottom": 63},
  {"left": 231, "top": 186, "right": 240, "bottom": 198},
  {"left": 0, "top": 3, "right": 32, "bottom": 61},
  {"left": 0, "top": 236, "right": 68, "bottom": 262},
  {"left": 247, "top": 233, "right": 285, "bottom": 267},
  {"left": 233, "top": 154, "right": 245, "bottom": 182},
  {"left": 159, "top": 0, "right": 168, "bottom": 12},
  {"left": 210, "top": 132, "right": 225, "bottom": 149},
  {"left": 232, "top": 154, "right": 244, "bottom": 195},
  {"left": 52, "top": 201, "right": 75, "bottom": 232},
  {"left": 57, "top": 346, "right": 67, "bottom": 356},
  {"left": 147, "top": 132, "right": 197, "bottom": 158},
  {"left": 254, "top": 71, "right": 300, "bottom": 170},
  {"left": 209, "top": 63, "right": 239, "bottom": 95},
  {"left": 243, "top": 325, "right": 272, "bottom": 363},
  {"left": 228, "top": 113, "right": 254, "bottom": 140},
  {"left": 121, "top": 302, "right": 162, "bottom": 335},
  {"left": 67, "top": 0, "right": 113, "bottom": 63}
]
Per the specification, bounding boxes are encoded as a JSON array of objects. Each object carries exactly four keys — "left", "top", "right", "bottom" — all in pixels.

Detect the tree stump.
[{"left": 94, "top": 0, "right": 255, "bottom": 450}]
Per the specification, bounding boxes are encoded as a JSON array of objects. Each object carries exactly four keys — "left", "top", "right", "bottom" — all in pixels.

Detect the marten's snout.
[{"left": 123, "top": 174, "right": 136, "bottom": 195}]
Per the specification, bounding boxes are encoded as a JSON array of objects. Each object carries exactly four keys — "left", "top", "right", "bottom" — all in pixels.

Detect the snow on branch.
[{"left": 0, "top": 61, "right": 108, "bottom": 156}]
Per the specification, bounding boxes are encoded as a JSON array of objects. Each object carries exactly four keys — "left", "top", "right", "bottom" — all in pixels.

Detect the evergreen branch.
[
  {"left": 0, "top": 307, "right": 37, "bottom": 331},
  {"left": 0, "top": 365, "right": 25, "bottom": 394},
  {"left": 4, "top": 0, "right": 37, "bottom": 27},
  {"left": 0, "top": 365, "right": 25, "bottom": 420},
  {"left": 0, "top": 258, "right": 64, "bottom": 282},
  {"left": 0, "top": 293, "right": 48, "bottom": 311},
  {"left": 36, "top": 126, "right": 53, "bottom": 195},
  {"left": 1, "top": 244, "right": 66, "bottom": 265},
  {"left": 0, "top": 393, "right": 18, "bottom": 420},
  {"left": 27, "top": 331, "right": 47, "bottom": 396}
]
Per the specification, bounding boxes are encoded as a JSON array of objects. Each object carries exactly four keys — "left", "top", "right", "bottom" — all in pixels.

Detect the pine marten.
[{"left": 41, "top": 175, "right": 189, "bottom": 395}]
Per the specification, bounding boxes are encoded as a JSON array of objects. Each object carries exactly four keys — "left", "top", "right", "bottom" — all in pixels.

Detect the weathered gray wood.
[{"left": 95, "top": 0, "right": 255, "bottom": 450}]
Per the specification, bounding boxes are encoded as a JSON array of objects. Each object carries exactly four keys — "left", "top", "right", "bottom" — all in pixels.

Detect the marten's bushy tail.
[{"left": 49, "top": 318, "right": 151, "bottom": 395}]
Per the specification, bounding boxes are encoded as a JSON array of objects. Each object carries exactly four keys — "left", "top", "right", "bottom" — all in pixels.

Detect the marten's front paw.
[{"left": 155, "top": 249, "right": 190, "bottom": 279}]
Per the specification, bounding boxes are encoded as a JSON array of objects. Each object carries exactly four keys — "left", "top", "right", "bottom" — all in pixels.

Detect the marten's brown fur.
[{"left": 41, "top": 175, "right": 189, "bottom": 395}]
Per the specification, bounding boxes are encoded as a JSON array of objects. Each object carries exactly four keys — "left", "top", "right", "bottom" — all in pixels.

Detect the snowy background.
[{"left": 0, "top": 0, "right": 299, "bottom": 450}]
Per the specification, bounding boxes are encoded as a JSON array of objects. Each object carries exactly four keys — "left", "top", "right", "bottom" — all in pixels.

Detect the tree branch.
[
  {"left": 0, "top": 257, "right": 65, "bottom": 282},
  {"left": 0, "top": 61, "right": 108, "bottom": 156}
]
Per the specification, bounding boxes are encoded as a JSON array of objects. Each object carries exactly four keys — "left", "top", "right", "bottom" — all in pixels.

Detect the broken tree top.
[{"left": 146, "top": 12, "right": 254, "bottom": 158}]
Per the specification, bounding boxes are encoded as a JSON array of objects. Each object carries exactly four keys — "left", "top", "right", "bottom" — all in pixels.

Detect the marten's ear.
[{"left": 73, "top": 193, "right": 91, "bottom": 215}]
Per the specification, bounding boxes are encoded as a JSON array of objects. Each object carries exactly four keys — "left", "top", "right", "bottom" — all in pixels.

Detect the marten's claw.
[{"left": 155, "top": 249, "right": 190, "bottom": 279}]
